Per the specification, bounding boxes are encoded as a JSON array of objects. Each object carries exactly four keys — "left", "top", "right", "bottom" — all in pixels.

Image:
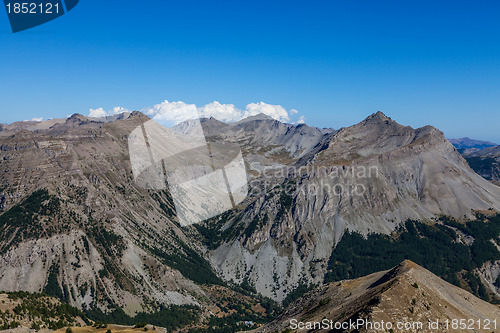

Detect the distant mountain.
[
  {"left": 172, "top": 112, "right": 334, "bottom": 159},
  {"left": 256, "top": 260, "right": 500, "bottom": 333},
  {"left": 0, "top": 113, "right": 130, "bottom": 135},
  {"left": 448, "top": 137, "right": 497, "bottom": 153}
]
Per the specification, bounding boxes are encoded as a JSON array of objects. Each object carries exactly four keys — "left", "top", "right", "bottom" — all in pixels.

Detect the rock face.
[
  {"left": 256, "top": 260, "right": 500, "bottom": 333},
  {"left": 206, "top": 112, "right": 500, "bottom": 300},
  {"left": 0, "top": 113, "right": 205, "bottom": 314},
  {"left": 1, "top": 111, "right": 500, "bottom": 310},
  {"left": 479, "top": 260, "right": 500, "bottom": 300},
  {"left": 463, "top": 145, "right": 500, "bottom": 184}
]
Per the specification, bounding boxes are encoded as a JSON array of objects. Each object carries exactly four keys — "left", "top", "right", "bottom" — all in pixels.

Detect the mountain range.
[
  {"left": 448, "top": 137, "right": 497, "bottom": 153},
  {"left": 1, "top": 111, "right": 500, "bottom": 330}
]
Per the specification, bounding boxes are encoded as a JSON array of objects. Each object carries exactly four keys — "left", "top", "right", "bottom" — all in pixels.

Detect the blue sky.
[{"left": 1, "top": 0, "right": 499, "bottom": 142}]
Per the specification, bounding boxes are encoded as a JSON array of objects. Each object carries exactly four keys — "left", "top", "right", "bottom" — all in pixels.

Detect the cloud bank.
[{"left": 88, "top": 100, "right": 302, "bottom": 125}]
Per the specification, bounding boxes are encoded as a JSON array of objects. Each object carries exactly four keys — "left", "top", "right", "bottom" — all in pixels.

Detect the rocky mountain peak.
[
  {"left": 361, "top": 110, "right": 394, "bottom": 124},
  {"left": 368, "top": 110, "right": 390, "bottom": 120},
  {"left": 129, "top": 110, "right": 144, "bottom": 118},
  {"left": 66, "top": 113, "right": 88, "bottom": 124},
  {"left": 236, "top": 112, "right": 274, "bottom": 123}
]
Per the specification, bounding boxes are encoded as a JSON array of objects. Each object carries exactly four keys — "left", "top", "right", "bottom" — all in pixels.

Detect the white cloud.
[
  {"left": 88, "top": 106, "right": 130, "bottom": 118},
  {"left": 111, "top": 106, "right": 130, "bottom": 115},
  {"left": 199, "top": 101, "right": 293, "bottom": 123},
  {"left": 142, "top": 100, "right": 198, "bottom": 125},
  {"left": 199, "top": 101, "right": 243, "bottom": 122},
  {"left": 88, "top": 100, "right": 301, "bottom": 125},
  {"left": 244, "top": 102, "right": 290, "bottom": 122},
  {"left": 295, "top": 115, "right": 306, "bottom": 124},
  {"left": 23, "top": 117, "right": 43, "bottom": 122},
  {"left": 89, "top": 108, "right": 107, "bottom": 118}
]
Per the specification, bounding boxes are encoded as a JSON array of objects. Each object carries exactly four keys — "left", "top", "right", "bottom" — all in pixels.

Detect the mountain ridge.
[
  {"left": 255, "top": 260, "right": 500, "bottom": 333},
  {"left": 448, "top": 137, "right": 497, "bottom": 152}
]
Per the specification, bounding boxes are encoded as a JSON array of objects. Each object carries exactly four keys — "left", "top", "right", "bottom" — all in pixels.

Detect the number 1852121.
[{"left": 5, "top": 2, "right": 60, "bottom": 14}]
